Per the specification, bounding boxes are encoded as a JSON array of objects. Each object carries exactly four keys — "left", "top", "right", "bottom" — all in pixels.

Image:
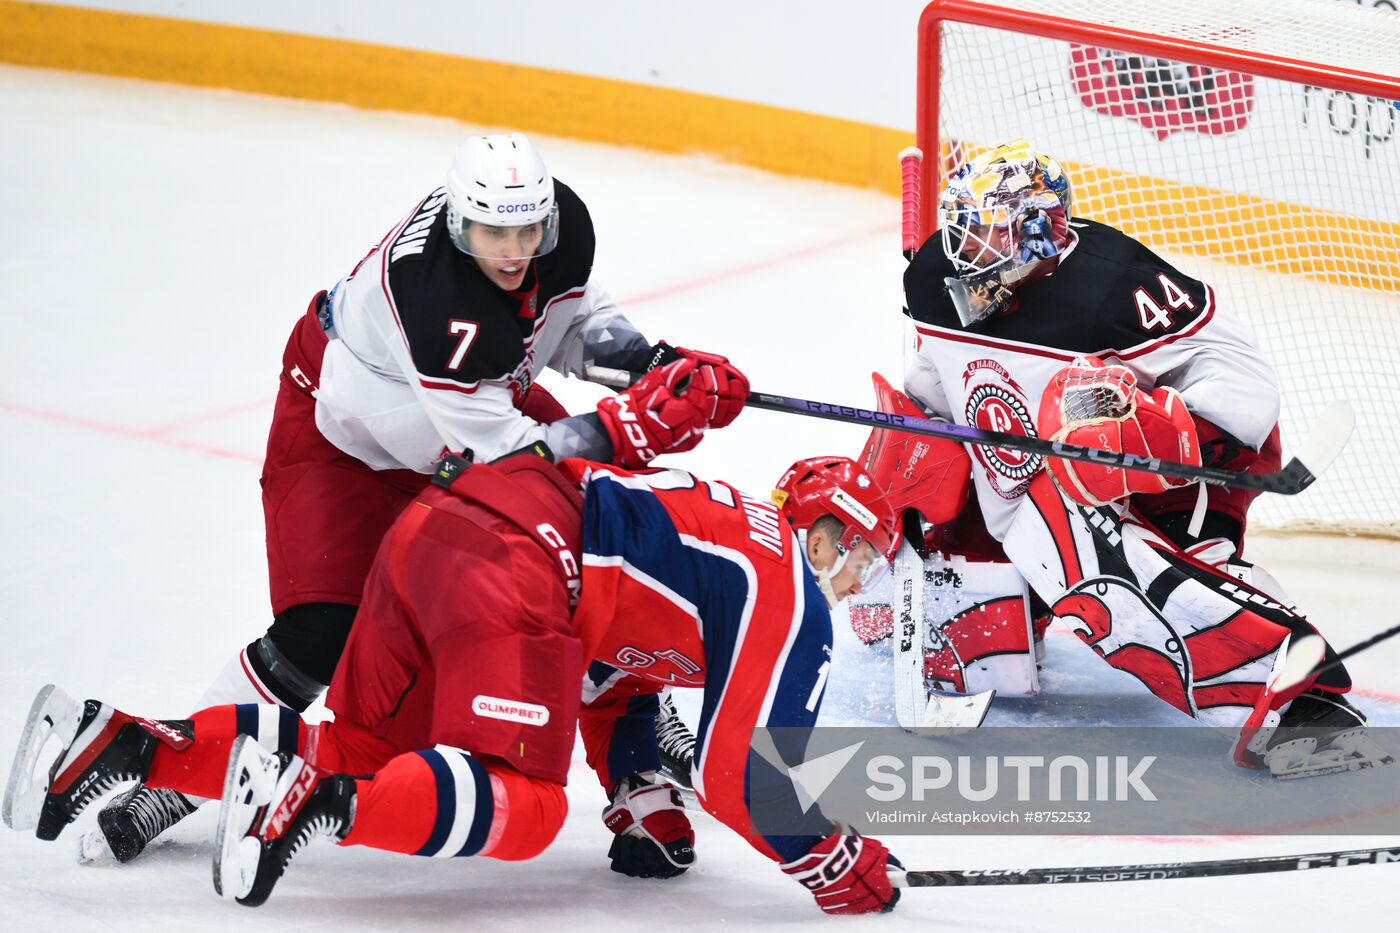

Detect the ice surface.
[{"left": 2, "top": 64, "right": 1399, "bottom": 931}]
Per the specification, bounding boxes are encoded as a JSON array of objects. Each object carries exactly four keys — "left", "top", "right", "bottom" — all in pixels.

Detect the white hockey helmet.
[{"left": 445, "top": 133, "right": 560, "bottom": 261}]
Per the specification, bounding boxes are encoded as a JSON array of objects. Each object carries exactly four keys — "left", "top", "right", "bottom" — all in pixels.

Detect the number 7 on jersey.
[{"left": 446, "top": 319, "right": 480, "bottom": 371}]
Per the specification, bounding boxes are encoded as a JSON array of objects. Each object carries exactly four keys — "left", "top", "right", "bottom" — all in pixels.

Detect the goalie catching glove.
[
  {"left": 780, "top": 829, "right": 901, "bottom": 915},
  {"left": 1036, "top": 356, "right": 1199, "bottom": 506},
  {"left": 602, "top": 772, "right": 695, "bottom": 878}
]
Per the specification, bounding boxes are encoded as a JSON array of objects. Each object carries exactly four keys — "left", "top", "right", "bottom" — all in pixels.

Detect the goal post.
[{"left": 915, "top": 0, "right": 1400, "bottom": 536}]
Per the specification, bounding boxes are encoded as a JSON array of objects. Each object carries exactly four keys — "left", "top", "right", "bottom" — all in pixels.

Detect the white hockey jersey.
[
  {"left": 314, "top": 180, "right": 651, "bottom": 472},
  {"left": 903, "top": 219, "right": 1280, "bottom": 540}
]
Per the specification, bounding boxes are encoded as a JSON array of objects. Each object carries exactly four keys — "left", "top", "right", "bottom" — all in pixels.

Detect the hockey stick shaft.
[
  {"left": 581, "top": 365, "right": 1348, "bottom": 496},
  {"left": 1274, "top": 620, "right": 1400, "bottom": 695},
  {"left": 1327, "top": 620, "right": 1400, "bottom": 670},
  {"left": 890, "top": 844, "right": 1400, "bottom": 887}
]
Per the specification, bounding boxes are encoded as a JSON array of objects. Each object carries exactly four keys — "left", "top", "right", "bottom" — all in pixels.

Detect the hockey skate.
[
  {"left": 1264, "top": 690, "right": 1396, "bottom": 780},
  {"left": 655, "top": 693, "right": 696, "bottom": 790},
  {"left": 213, "top": 735, "right": 355, "bottom": 907},
  {"left": 80, "top": 784, "right": 200, "bottom": 863},
  {"left": 2, "top": 684, "right": 170, "bottom": 840}
]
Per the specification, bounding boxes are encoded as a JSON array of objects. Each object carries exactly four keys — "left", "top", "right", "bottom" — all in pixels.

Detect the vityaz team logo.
[
  {"left": 963, "top": 359, "right": 1041, "bottom": 499},
  {"left": 1067, "top": 46, "right": 1255, "bottom": 141}
]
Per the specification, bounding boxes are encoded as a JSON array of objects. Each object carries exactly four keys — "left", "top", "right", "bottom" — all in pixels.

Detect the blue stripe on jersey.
[
  {"left": 583, "top": 472, "right": 751, "bottom": 689},
  {"left": 743, "top": 567, "right": 834, "bottom": 863},
  {"left": 414, "top": 750, "right": 456, "bottom": 857},
  {"left": 454, "top": 754, "right": 494, "bottom": 858}
]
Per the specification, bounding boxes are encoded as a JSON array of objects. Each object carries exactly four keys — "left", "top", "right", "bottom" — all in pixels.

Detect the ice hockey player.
[
  {"left": 899, "top": 139, "right": 1388, "bottom": 777},
  {"left": 5, "top": 447, "right": 903, "bottom": 915},
  {"left": 91, "top": 132, "right": 745, "bottom": 860}
]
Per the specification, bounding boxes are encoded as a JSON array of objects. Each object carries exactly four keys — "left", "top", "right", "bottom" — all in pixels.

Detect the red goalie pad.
[{"left": 859, "top": 372, "right": 971, "bottom": 524}]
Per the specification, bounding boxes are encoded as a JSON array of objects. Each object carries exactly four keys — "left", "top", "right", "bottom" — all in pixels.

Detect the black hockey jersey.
[
  {"left": 903, "top": 219, "right": 1279, "bottom": 539},
  {"left": 315, "top": 180, "right": 651, "bottom": 471}
]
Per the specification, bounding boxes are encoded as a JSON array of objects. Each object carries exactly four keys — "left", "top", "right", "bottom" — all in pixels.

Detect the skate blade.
[
  {"left": 212, "top": 735, "right": 279, "bottom": 901},
  {"left": 76, "top": 826, "right": 118, "bottom": 865},
  {"left": 3, "top": 685, "right": 83, "bottom": 833},
  {"left": 1268, "top": 730, "right": 1398, "bottom": 780}
]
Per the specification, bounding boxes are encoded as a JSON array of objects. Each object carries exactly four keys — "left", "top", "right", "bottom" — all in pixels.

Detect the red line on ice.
[{"left": 0, "top": 400, "right": 260, "bottom": 464}]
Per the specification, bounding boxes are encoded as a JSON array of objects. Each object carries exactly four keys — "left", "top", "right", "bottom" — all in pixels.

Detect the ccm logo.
[
  {"left": 612, "top": 396, "right": 656, "bottom": 460},
  {"left": 496, "top": 201, "right": 537, "bottom": 214},
  {"left": 473, "top": 695, "right": 550, "bottom": 726}
]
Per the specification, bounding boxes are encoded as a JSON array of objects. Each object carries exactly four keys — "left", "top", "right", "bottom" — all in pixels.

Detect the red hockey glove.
[
  {"left": 601, "top": 772, "right": 695, "bottom": 879},
  {"left": 1036, "top": 357, "right": 1199, "bottom": 507},
  {"left": 641, "top": 341, "right": 750, "bottom": 428},
  {"left": 678, "top": 347, "right": 748, "bottom": 428},
  {"left": 644, "top": 342, "right": 749, "bottom": 428},
  {"left": 596, "top": 358, "right": 709, "bottom": 468},
  {"left": 780, "top": 830, "right": 901, "bottom": 915}
]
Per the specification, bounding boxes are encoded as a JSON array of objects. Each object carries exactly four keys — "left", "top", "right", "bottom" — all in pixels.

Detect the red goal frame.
[{"left": 915, "top": 0, "right": 1400, "bottom": 237}]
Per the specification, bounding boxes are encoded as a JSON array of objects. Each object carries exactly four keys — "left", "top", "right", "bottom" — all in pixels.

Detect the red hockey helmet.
[{"left": 772, "top": 456, "right": 902, "bottom": 603}]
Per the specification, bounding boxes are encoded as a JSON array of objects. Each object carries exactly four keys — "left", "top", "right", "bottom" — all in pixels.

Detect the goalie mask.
[
  {"left": 772, "top": 456, "right": 901, "bottom": 609},
  {"left": 445, "top": 133, "right": 561, "bottom": 262},
  {"left": 939, "top": 139, "right": 1072, "bottom": 326}
]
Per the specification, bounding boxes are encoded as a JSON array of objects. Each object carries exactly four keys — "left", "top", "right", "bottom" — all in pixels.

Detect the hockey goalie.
[{"left": 854, "top": 139, "right": 1392, "bottom": 780}]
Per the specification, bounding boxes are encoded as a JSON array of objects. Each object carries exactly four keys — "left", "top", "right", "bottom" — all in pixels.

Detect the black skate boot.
[
  {"left": 1265, "top": 689, "right": 1396, "bottom": 779},
  {"left": 84, "top": 785, "right": 201, "bottom": 863},
  {"left": 214, "top": 735, "right": 355, "bottom": 907},
  {"left": 655, "top": 693, "right": 696, "bottom": 790},
  {"left": 2, "top": 685, "right": 186, "bottom": 840}
]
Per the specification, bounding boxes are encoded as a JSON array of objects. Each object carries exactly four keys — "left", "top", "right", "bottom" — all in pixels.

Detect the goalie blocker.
[{"left": 852, "top": 374, "right": 1045, "bottom": 700}]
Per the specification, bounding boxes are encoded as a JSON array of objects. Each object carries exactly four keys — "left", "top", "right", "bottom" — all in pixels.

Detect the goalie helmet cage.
[{"left": 916, "top": 0, "right": 1400, "bottom": 536}]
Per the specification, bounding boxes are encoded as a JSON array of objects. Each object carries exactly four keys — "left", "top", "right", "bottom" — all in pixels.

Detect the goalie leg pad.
[
  {"left": 1003, "top": 476, "right": 1320, "bottom": 730},
  {"left": 921, "top": 553, "right": 1039, "bottom": 697}
]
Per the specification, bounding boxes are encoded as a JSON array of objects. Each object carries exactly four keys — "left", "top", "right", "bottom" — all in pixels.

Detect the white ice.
[{"left": 2, "top": 64, "right": 1399, "bottom": 932}]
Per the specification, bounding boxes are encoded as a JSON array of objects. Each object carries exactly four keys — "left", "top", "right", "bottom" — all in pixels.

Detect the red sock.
[
  {"left": 145, "top": 704, "right": 307, "bottom": 799},
  {"left": 339, "top": 749, "right": 565, "bottom": 860}
]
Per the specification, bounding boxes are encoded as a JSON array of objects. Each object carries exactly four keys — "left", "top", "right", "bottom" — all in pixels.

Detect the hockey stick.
[
  {"left": 580, "top": 365, "right": 1353, "bottom": 496},
  {"left": 889, "top": 844, "right": 1400, "bottom": 887},
  {"left": 891, "top": 540, "right": 931, "bottom": 729}
]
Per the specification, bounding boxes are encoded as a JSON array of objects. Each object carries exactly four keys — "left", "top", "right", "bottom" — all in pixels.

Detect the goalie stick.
[
  {"left": 889, "top": 843, "right": 1400, "bottom": 887},
  {"left": 580, "top": 365, "right": 1353, "bottom": 496},
  {"left": 891, "top": 537, "right": 996, "bottom": 730}
]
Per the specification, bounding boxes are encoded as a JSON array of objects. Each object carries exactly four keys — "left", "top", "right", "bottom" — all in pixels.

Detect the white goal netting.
[{"left": 922, "top": 0, "right": 1400, "bottom": 535}]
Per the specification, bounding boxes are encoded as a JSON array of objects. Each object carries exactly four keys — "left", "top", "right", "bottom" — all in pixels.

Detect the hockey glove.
[
  {"left": 602, "top": 772, "right": 695, "bottom": 879},
  {"left": 596, "top": 357, "right": 709, "bottom": 468},
  {"left": 781, "top": 830, "right": 901, "bottom": 915},
  {"left": 1037, "top": 357, "right": 1199, "bottom": 506},
  {"left": 645, "top": 342, "right": 749, "bottom": 428}
]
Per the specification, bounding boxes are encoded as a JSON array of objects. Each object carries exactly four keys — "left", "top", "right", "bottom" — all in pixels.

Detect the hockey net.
[{"left": 918, "top": 0, "right": 1400, "bottom": 536}]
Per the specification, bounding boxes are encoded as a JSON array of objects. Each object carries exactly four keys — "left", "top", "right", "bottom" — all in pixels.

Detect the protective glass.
[
  {"left": 456, "top": 204, "right": 561, "bottom": 261},
  {"left": 834, "top": 533, "right": 892, "bottom": 595}
]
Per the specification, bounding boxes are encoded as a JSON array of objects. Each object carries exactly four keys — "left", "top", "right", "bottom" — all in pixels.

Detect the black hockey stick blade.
[
  {"left": 890, "top": 844, "right": 1400, "bottom": 887},
  {"left": 581, "top": 366, "right": 1353, "bottom": 496}
]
